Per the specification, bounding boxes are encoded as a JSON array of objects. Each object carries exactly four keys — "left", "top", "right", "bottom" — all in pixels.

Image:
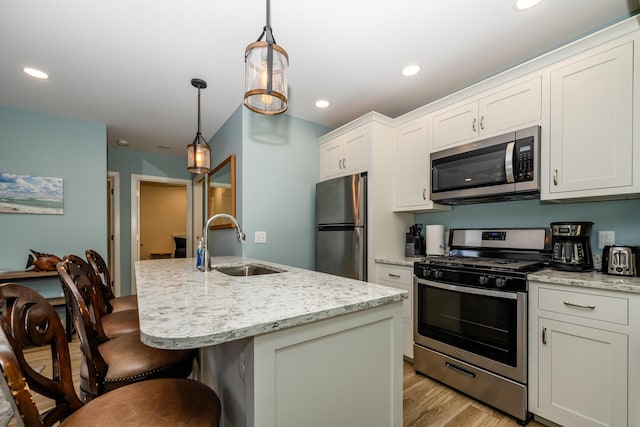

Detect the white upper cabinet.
[
  {"left": 394, "top": 117, "right": 449, "bottom": 212},
  {"left": 544, "top": 34, "right": 639, "bottom": 200},
  {"left": 432, "top": 77, "right": 542, "bottom": 151},
  {"left": 319, "top": 126, "right": 370, "bottom": 180}
]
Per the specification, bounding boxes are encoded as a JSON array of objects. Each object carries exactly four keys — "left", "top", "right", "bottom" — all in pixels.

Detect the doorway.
[{"left": 130, "top": 174, "right": 192, "bottom": 293}]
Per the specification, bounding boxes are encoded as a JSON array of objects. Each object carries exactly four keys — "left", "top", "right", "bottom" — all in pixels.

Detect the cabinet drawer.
[
  {"left": 538, "top": 287, "right": 628, "bottom": 325},
  {"left": 376, "top": 265, "right": 413, "bottom": 285}
]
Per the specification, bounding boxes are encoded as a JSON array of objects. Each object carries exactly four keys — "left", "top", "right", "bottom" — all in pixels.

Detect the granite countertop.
[
  {"left": 529, "top": 268, "right": 640, "bottom": 294},
  {"left": 134, "top": 256, "right": 407, "bottom": 350}
]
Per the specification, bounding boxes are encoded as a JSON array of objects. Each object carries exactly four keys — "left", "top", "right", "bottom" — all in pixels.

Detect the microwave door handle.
[{"left": 505, "top": 141, "right": 515, "bottom": 183}]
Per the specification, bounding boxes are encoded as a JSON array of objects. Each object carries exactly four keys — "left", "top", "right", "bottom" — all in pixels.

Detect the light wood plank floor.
[
  {"left": 404, "top": 360, "right": 546, "bottom": 427},
  {"left": 10, "top": 339, "right": 546, "bottom": 426}
]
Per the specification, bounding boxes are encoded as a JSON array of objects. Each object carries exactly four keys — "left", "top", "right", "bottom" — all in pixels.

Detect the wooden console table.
[{"left": 0, "top": 270, "right": 73, "bottom": 341}]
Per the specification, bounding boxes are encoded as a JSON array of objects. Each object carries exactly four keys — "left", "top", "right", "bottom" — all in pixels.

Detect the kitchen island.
[{"left": 135, "top": 256, "right": 407, "bottom": 427}]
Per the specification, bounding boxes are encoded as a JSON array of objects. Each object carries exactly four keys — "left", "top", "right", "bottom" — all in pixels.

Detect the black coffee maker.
[
  {"left": 550, "top": 221, "right": 594, "bottom": 271},
  {"left": 405, "top": 224, "right": 426, "bottom": 258}
]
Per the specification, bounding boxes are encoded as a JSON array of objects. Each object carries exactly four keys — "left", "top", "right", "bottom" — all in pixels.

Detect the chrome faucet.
[{"left": 200, "top": 214, "right": 246, "bottom": 271}]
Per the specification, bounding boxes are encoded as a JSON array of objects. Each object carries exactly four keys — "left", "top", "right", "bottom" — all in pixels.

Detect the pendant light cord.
[{"left": 197, "top": 87, "right": 202, "bottom": 137}]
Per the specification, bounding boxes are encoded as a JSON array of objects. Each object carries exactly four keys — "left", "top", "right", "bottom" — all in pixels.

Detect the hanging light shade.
[
  {"left": 244, "top": 0, "right": 289, "bottom": 115},
  {"left": 187, "top": 78, "right": 212, "bottom": 174}
]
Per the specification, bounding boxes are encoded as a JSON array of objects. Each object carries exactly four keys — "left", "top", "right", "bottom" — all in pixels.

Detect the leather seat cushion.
[
  {"left": 101, "top": 309, "right": 139, "bottom": 338},
  {"left": 62, "top": 378, "right": 221, "bottom": 427},
  {"left": 110, "top": 294, "right": 138, "bottom": 312},
  {"left": 80, "top": 333, "right": 195, "bottom": 394}
]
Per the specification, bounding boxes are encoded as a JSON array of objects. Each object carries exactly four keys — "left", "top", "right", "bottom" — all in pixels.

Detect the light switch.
[{"left": 255, "top": 231, "right": 267, "bottom": 244}]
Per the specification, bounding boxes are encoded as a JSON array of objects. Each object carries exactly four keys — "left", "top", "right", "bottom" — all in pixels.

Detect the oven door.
[{"left": 414, "top": 277, "right": 527, "bottom": 383}]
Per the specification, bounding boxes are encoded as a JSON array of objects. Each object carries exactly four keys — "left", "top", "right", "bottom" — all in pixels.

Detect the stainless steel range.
[{"left": 413, "top": 228, "right": 551, "bottom": 424}]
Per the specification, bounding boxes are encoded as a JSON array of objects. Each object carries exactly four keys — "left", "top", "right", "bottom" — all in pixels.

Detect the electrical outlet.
[
  {"left": 254, "top": 231, "right": 267, "bottom": 244},
  {"left": 598, "top": 231, "right": 615, "bottom": 249}
]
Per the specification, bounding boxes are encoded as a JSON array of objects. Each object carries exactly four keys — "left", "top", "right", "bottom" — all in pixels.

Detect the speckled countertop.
[
  {"left": 529, "top": 268, "right": 640, "bottom": 294},
  {"left": 134, "top": 257, "right": 407, "bottom": 350}
]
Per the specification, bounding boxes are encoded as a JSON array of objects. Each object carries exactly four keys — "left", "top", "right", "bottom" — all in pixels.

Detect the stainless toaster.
[{"left": 602, "top": 245, "right": 639, "bottom": 276}]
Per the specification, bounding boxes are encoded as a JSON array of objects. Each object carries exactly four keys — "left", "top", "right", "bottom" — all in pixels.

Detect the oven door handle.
[{"left": 417, "top": 279, "right": 518, "bottom": 300}]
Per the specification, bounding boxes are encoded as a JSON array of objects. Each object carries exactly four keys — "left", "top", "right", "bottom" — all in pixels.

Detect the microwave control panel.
[{"left": 515, "top": 136, "right": 534, "bottom": 182}]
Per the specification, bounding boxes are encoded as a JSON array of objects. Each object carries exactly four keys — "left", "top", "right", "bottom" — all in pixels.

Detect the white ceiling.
[{"left": 1, "top": 1, "right": 638, "bottom": 158}]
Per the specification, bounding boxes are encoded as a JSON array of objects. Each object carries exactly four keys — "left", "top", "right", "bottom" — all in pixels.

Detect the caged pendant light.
[
  {"left": 244, "top": 0, "right": 289, "bottom": 115},
  {"left": 187, "top": 78, "right": 212, "bottom": 174}
]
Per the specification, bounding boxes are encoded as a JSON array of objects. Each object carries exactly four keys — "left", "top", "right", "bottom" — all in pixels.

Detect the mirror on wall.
[{"left": 207, "top": 154, "right": 236, "bottom": 229}]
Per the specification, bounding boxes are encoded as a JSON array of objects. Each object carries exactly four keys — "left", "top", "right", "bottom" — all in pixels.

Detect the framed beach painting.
[{"left": 0, "top": 173, "right": 63, "bottom": 214}]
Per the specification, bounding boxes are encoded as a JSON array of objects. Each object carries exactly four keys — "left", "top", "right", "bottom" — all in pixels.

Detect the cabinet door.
[
  {"left": 432, "top": 100, "right": 478, "bottom": 150},
  {"left": 537, "top": 317, "right": 627, "bottom": 427},
  {"left": 478, "top": 77, "right": 541, "bottom": 136},
  {"left": 548, "top": 41, "right": 633, "bottom": 196},
  {"left": 319, "top": 139, "right": 344, "bottom": 180},
  {"left": 375, "top": 264, "right": 413, "bottom": 359},
  {"left": 395, "top": 118, "right": 431, "bottom": 209},
  {"left": 341, "top": 127, "right": 369, "bottom": 174}
]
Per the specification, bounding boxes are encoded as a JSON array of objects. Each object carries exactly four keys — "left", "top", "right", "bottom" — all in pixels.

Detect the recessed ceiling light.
[
  {"left": 401, "top": 64, "right": 421, "bottom": 77},
  {"left": 315, "top": 100, "right": 330, "bottom": 108},
  {"left": 514, "top": 0, "right": 543, "bottom": 11},
  {"left": 116, "top": 139, "right": 129, "bottom": 147},
  {"left": 22, "top": 67, "right": 50, "bottom": 80}
]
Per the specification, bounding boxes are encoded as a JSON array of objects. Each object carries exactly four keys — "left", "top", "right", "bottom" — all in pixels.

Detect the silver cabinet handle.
[
  {"left": 343, "top": 158, "right": 346, "bottom": 168},
  {"left": 422, "top": 189, "right": 427, "bottom": 200},
  {"left": 542, "top": 327, "right": 547, "bottom": 345},
  {"left": 472, "top": 118, "right": 477, "bottom": 132},
  {"left": 480, "top": 115, "right": 484, "bottom": 130},
  {"left": 553, "top": 169, "right": 558, "bottom": 186},
  {"left": 388, "top": 273, "right": 401, "bottom": 278},
  {"left": 563, "top": 301, "right": 596, "bottom": 310}
]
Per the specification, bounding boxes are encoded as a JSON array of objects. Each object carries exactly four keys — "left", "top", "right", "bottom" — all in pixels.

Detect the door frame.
[
  {"left": 107, "top": 171, "right": 121, "bottom": 297},
  {"left": 130, "top": 174, "right": 193, "bottom": 293}
]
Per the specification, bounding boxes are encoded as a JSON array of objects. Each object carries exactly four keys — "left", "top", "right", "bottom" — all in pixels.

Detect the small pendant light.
[
  {"left": 187, "top": 78, "right": 212, "bottom": 174},
  {"left": 244, "top": 0, "right": 289, "bottom": 115}
]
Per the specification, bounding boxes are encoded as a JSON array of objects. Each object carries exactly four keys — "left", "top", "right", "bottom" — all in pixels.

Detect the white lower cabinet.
[
  {"left": 375, "top": 263, "right": 413, "bottom": 359},
  {"left": 529, "top": 282, "right": 639, "bottom": 427}
]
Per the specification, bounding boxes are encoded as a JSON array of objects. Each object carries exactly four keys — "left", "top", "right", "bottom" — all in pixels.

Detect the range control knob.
[
  {"left": 495, "top": 277, "right": 508, "bottom": 288},
  {"left": 434, "top": 270, "right": 443, "bottom": 279},
  {"left": 478, "top": 275, "right": 489, "bottom": 285}
]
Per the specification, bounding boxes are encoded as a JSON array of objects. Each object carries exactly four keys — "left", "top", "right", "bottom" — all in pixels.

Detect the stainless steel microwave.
[{"left": 431, "top": 126, "right": 540, "bottom": 204}]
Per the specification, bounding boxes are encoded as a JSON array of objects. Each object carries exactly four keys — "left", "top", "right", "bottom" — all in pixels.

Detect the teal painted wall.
[
  {"left": 207, "top": 106, "right": 244, "bottom": 257},
  {"left": 0, "top": 106, "right": 107, "bottom": 298},
  {"left": 241, "top": 108, "right": 330, "bottom": 269},
  {"left": 207, "top": 105, "right": 330, "bottom": 269},
  {"left": 107, "top": 147, "right": 192, "bottom": 295},
  {"left": 415, "top": 198, "right": 640, "bottom": 256}
]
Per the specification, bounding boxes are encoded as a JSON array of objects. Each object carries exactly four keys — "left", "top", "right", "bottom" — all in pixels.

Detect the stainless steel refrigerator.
[{"left": 315, "top": 173, "right": 367, "bottom": 281}]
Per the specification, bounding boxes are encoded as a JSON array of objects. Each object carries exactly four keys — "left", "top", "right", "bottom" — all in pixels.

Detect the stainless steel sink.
[{"left": 215, "top": 263, "right": 285, "bottom": 277}]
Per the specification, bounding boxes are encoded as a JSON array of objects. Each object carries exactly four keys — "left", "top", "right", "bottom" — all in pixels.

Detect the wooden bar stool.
[
  {"left": 57, "top": 260, "right": 197, "bottom": 401},
  {"left": 0, "top": 283, "right": 221, "bottom": 426},
  {"left": 62, "top": 255, "right": 139, "bottom": 339},
  {"left": 85, "top": 249, "right": 138, "bottom": 313}
]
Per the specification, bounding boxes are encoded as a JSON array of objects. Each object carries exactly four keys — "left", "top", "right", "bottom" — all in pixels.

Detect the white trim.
[
  {"left": 107, "top": 171, "right": 121, "bottom": 297},
  {"left": 130, "top": 174, "right": 193, "bottom": 293}
]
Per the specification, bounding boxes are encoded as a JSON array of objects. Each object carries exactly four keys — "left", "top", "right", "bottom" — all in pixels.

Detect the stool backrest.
[
  {"left": 56, "top": 259, "right": 109, "bottom": 397},
  {"left": 85, "top": 249, "right": 115, "bottom": 312},
  {"left": 0, "top": 283, "right": 84, "bottom": 426}
]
